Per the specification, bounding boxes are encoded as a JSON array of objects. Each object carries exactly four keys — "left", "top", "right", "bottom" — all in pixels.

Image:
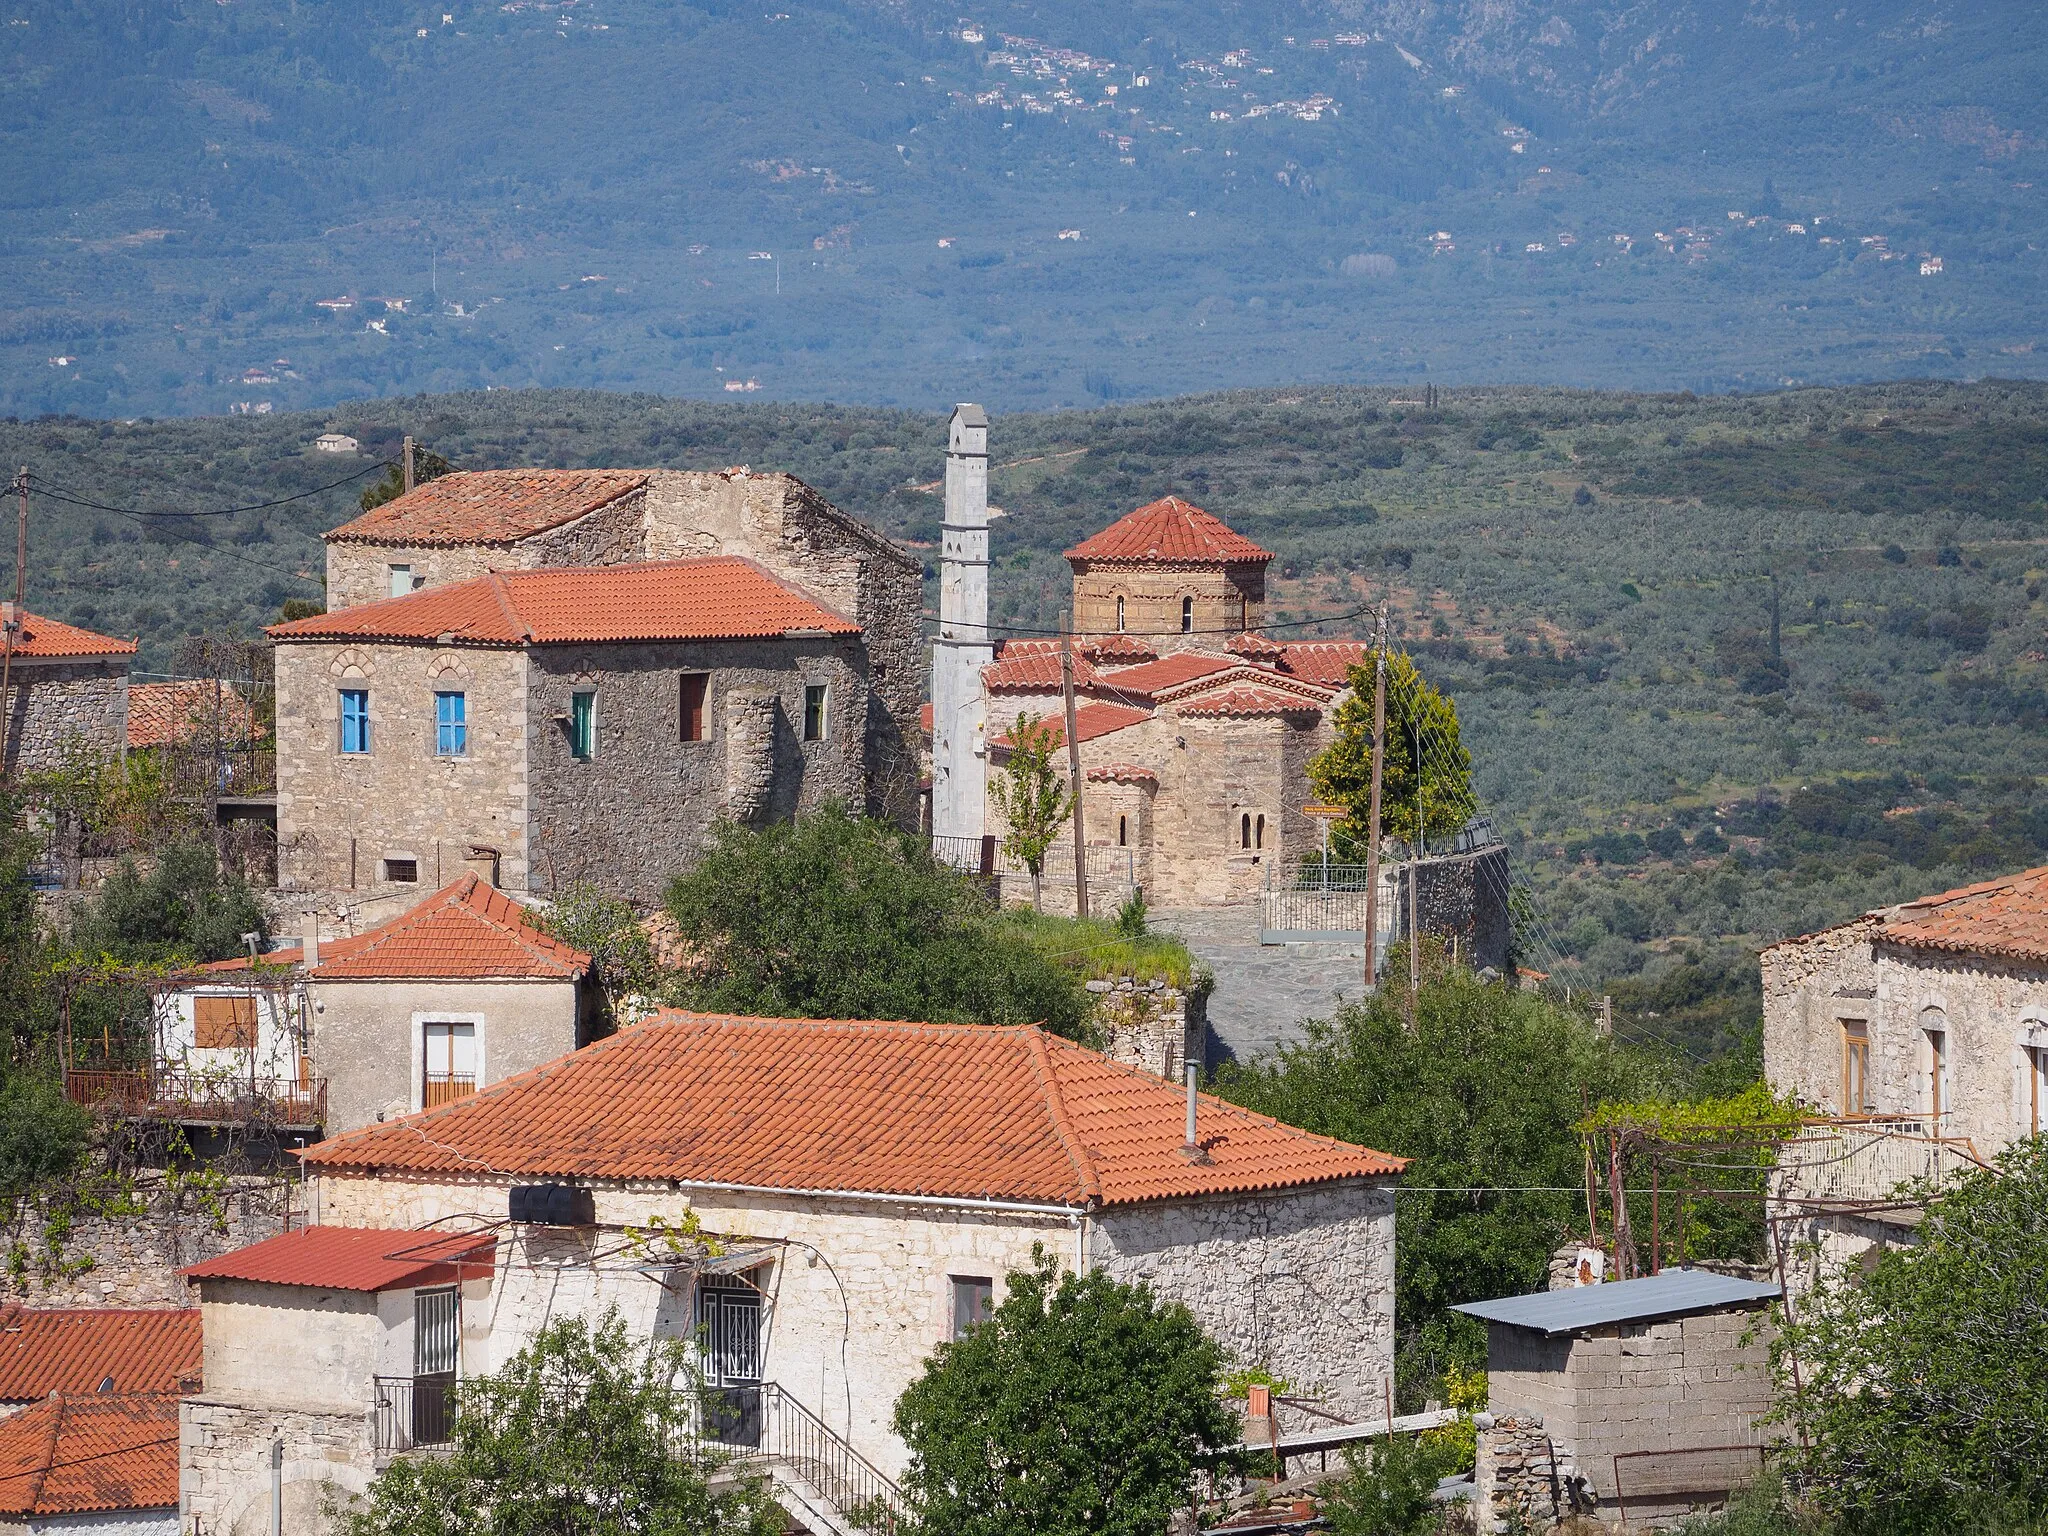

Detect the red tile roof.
[
  {"left": 1094, "top": 652, "right": 1236, "bottom": 701},
  {"left": 126, "top": 681, "right": 264, "bottom": 751},
  {"left": 181, "top": 1227, "right": 498, "bottom": 1292},
  {"left": 300, "top": 1013, "right": 1404, "bottom": 1207},
  {"left": 1083, "top": 633, "right": 1158, "bottom": 664},
  {"left": 0, "top": 1309, "right": 199, "bottom": 1403},
  {"left": 1086, "top": 763, "right": 1159, "bottom": 786},
  {"left": 1064, "top": 497, "right": 1274, "bottom": 566},
  {"left": 325, "top": 470, "right": 651, "bottom": 547},
  {"left": 202, "top": 875, "right": 588, "bottom": 981},
  {"left": 994, "top": 701, "right": 1152, "bottom": 750},
  {"left": 1265, "top": 641, "right": 1373, "bottom": 688},
  {"left": 0, "top": 1395, "right": 178, "bottom": 1518},
  {"left": 0, "top": 610, "right": 136, "bottom": 661},
  {"left": 1176, "top": 684, "right": 1330, "bottom": 719},
  {"left": 983, "top": 640, "right": 1100, "bottom": 694},
  {"left": 267, "top": 558, "right": 858, "bottom": 647},
  {"left": 1875, "top": 865, "right": 2048, "bottom": 962}
]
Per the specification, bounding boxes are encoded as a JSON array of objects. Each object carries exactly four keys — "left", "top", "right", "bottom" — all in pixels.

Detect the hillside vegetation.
[
  {"left": 2, "top": 0, "right": 2045, "bottom": 416},
  {"left": 9, "top": 377, "right": 2048, "bottom": 1053}
]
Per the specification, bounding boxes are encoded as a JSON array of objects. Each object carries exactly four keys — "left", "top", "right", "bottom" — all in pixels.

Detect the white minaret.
[{"left": 931, "top": 403, "right": 992, "bottom": 851}]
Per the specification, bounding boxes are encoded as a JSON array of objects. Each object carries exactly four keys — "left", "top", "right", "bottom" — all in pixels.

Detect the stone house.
[
  {"left": 178, "top": 1011, "right": 1406, "bottom": 1535},
  {"left": 190, "top": 872, "right": 594, "bottom": 1137},
  {"left": 267, "top": 559, "right": 868, "bottom": 903},
  {"left": 0, "top": 1393, "right": 181, "bottom": 1536},
  {"left": 321, "top": 467, "right": 922, "bottom": 824},
  {"left": 1459, "top": 1270, "right": 1782, "bottom": 1531},
  {"left": 0, "top": 608, "right": 134, "bottom": 777}
]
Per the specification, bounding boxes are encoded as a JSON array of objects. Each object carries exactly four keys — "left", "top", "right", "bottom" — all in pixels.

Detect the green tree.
[
  {"left": 339, "top": 1308, "right": 777, "bottom": 1536},
  {"left": 1774, "top": 1139, "right": 2048, "bottom": 1530},
  {"left": 1320, "top": 1432, "right": 1457, "bottom": 1536},
  {"left": 1213, "top": 967, "right": 1659, "bottom": 1401},
  {"left": 664, "top": 804, "right": 1090, "bottom": 1037},
  {"left": 70, "top": 843, "right": 267, "bottom": 964},
  {"left": 986, "top": 714, "right": 1072, "bottom": 911},
  {"left": 1308, "top": 654, "right": 1475, "bottom": 861},
  {"left": 0, "top": 792, "right": 58, "bottom": 1067},
  {"left": 545, "top": 883, "right": 666, "bottom": 1030},
  {"left": 892, "top": 1248, "right": 1238, "bottom": 1536},
  {"left": 358, "top": 447, "right": 453, "bottom": 512}
]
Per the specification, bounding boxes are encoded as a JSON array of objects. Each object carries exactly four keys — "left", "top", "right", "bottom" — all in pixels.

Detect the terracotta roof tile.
[
  {"left": 300, "top": 1013, "right": 1403, "bottom": 1207},
  {"left": 202, "top": 874, "right": 588, "bottom": 981},
  {"left": 1083, "top": 633, "right": 1158, "bottom": 664},
  {"left": 1176, "top": 684, "right": 1330, "bottom": 718},
  {"left": 126, "top": 681, "right": 264, "bottom": 751},
  {"left": 1086, "top": 763, "right": 1159, "bottom": 785},
  {"left": 0, "top": 1310, "right": 198, "bottom": 1403},
  {"left": 0, "top": 610, "right": 136, "bottom": 660},
  {"left": 1875, "top": 864, "right": 2048, "bottom": 962},
  {"left": 1064, "top": 497, "right": 1274, "bottom": 566},
  {"left": 181, "top": 1228, "right": 498, "bottom": 1292},
  {"left": 1094, "top": 652, "right": 1237, "bottom": 701},
  {"left": 993, "top": 701, "right": 1152, "bottom": 750},
  {"left": 983, "top": 640, "right": 1100, "bottom": 694},
  {"left": 267, "top": 558, "right": 858, "bottom": 647},
  {"left": 325, "top": 470, "right": 651, "bottom": 547},
  {"left": 0, "top": 1394, "right": 179, "bottom": 1517},
  {"left": 1264, "top": 641, "right": 1373, "bottom": 688}
]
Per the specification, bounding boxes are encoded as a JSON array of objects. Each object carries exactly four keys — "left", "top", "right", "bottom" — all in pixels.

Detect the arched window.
[
  {"left": 1240, "top": 813, "right": 1252, "bottom": 849},
  {"left": 1115, "top": 595, "right": 1126, "bottom": 633},
  {"left": 1240, "top": 594, "right": 1250, "bottom": 632},
  {"left": 1181, "top": 596, "right": 1194, "bottom": 633},
  {"left": 1117, "top": 815, "right": 1128, "bottom": 847},
  {"left": 1255, "top": 814, "right": 1265, "bottom": 850}
]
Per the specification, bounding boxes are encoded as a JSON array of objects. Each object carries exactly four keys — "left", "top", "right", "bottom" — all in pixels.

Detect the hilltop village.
[{"left": 0, "top": 407, "right": 2041, "bottom": 1536}]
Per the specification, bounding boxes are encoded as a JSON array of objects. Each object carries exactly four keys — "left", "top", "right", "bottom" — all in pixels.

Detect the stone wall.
[
  {"left": 1397, "top": 846, "right": 1512, "bottom": 975},
  {"left": 1473, "top": 1413, "right": 1566, "bottom": 1533},
  {"left": 1070, "top": 560, "right": 1265, "bottom": 651},
  {"left": 4, "top": 1171, "right": 296, "bottom": 1308},
  {"left": 1762, "top": 918, "right": 2048, "bottom": 1156},
  {"left": 1089, "top": 1180, "right": 1398, "bottom": 1424},
  {"left": 1, "top": 660, "right": 128, "bottom": 777},
  {"left": 179, "top": 1398, "right": 375, "bottom": 1536},
  {"left": 1092, "top": 977, "right": 1206, "bottom": 1080},
  {"left": 275, "top": 641, "right": 531, "bottom": 896},
  {"left": 524, "top": 638, "right": 866, "bottom": 902},
  {"left": 309, "top": 976, "right": 586, "bottom": 1136}
]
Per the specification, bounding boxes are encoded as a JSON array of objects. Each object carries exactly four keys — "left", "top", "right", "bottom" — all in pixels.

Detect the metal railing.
[
  {"left": 723, "top": 1382, "right": 906, "bottom": 1535},
  {"left": 931, "top": 834, "right": 1138, "bottom": 907},
  {"left": 373, "top": 1375, "right": 456, "bottom": 1455},
  {"left": 1260, "top": 862, "right": 1398, "bottom": 945},
  {"left": 422, "top": 1073, "right": 477, "bottom": 1109},
  {"left": 65, "top": 1066, "right": 326, "bottom": 1129},
  {"left": 1778, "top": 1117, "right": 1991, "bottom": 1207}
]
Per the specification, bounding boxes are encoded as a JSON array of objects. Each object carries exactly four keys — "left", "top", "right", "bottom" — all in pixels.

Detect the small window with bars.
[{"left": 383, "top": 857, "right": 419, "bottom": 885}]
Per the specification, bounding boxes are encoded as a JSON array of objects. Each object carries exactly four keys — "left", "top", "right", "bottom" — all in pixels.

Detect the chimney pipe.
[
  {"left": 1181, "top": 1064, "right": 1209, "bottom": 1163},
  {"left": 300, "top": 914, "right": 320, "bottom": 972}
]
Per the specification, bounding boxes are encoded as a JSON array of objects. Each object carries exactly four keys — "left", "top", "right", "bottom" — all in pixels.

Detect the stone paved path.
[{"left": 1151, "top": 906, "right": 1369, "bottom": 1067}]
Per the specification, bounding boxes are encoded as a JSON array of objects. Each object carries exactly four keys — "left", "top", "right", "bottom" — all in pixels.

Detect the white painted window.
[{"left": 423, "top": 1021, "right": 477, "bottom": 1108}]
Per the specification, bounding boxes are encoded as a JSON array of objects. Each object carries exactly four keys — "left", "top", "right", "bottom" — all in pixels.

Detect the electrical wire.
[{"left": 28, "top": 460, "right": 393, "bottom": 519}]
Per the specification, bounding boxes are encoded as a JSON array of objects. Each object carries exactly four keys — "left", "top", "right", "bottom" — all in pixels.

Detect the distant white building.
[
  {"left": 314, "top": 433, "right": 361, "bottom": 454},
  {"left": 1921, "top": 255, "right": 1945, "bottom": 276}
]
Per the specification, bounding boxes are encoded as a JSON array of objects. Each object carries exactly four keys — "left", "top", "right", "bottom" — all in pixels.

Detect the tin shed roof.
[
  {"left": 181, "top": 1227, "right": 498, "bottom": 1292},
  {"left": 1452, "top": 1269, "right": 1781, "bottom": 1337}
]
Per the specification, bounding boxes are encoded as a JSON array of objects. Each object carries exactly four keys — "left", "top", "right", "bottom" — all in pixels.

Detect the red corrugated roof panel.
[
  {"left": 299, "top": 1013, "right": 1404, "bottom": 1207},
  {"left": 0, "top": 1309, "right": 198, "bottom": 1402},
  {"left": 325, "top": 470, "right": 651, "bottom": 547},
  {"left": 0, "top": 1395, "right": 178, "bottom": 1517},
  {"left": 181, "top": 1228, "right": 498, "bottom": 1292},
  {"left": 1064, "top": 497, "right": 1274, "bottom": 566},
  {"left": 1, "top": 610, "right": 136, "bottom": 660},
  {"left": 267, "top": 558, "right": 859, "bottom": 647}
]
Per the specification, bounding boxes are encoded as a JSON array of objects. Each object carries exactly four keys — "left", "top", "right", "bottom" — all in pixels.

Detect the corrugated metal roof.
[
  {"left": 1452, "top": 1270, "right": 1781, "bottom": 1336},
  {"left": 181, "top": 1227, "right": 498, "bottom": 1292},
  {"left": 0, "top": 1309, "right": 199, "bottom": 1402}
]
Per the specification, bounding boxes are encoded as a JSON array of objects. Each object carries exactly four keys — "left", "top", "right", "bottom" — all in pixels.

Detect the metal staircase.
[{"left": 710, "top": 1383, "right": 906, "bottom": 1536}]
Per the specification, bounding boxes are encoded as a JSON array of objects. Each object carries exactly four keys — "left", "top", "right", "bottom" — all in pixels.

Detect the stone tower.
[{"left": 930, "top": 404, "right": 992, "bottom": 848}]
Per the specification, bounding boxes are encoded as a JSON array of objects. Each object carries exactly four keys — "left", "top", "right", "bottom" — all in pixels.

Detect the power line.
[{"left": 28, "top": 460, "right": 393, "bottom": 520}]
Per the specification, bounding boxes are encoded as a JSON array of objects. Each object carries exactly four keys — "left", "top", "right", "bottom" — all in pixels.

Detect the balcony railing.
[
  {"left": 422, "top": 1073, "right": 477, "bottom": 1110},
  {"left": 65, "top": 1066, "right": 326, "bottom": 1130},
  {"left": 373, "top": 1375, "right": 456, "bottom": 1455},
  {"left": 1778, "top": 1117, "right": 1991, "bottom": 1207}
]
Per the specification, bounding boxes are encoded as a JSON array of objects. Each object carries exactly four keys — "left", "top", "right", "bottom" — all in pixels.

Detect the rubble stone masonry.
[
  {"left": 0, "top": 659, "right": 128, "bottom": 776},
  {"left": 1070, "top": 560, "right": 1265, "bottom": 652}
]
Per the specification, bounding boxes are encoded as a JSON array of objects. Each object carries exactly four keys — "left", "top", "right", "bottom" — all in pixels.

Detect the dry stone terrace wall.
[
  {"left": 1092, "top": 976, "right": 1205, "bottom": 1081},
  {"left": 523, "top": 637, "right": 866, "bottom": 903},
  {"left": 0, "top": 660, "right": 128, "bottom": 776},
  {"left": 274, "top": 642, "right": 531, "bottom": 895},
  {"left": 1090, "top": 1179, "right": 1397, "bottom": 1423}
]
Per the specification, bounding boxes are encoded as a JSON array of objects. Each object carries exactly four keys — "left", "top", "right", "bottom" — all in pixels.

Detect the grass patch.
[{"left": 991, "top": 907, "right": 1204, "bottom": 990}]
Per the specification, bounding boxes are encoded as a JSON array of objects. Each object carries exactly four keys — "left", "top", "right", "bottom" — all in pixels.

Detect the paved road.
[{"left": 1151, "top": 906, "right": 1370, "bottom": 1067}]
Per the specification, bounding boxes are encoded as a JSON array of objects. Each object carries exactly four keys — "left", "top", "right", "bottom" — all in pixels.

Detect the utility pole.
[
  {"left": 0, "top": 468, "right": 23, "bottom": 778},
  {"left": 1059, "top": 609, "right": 1090, "bottom": 920},
  {"left": 1407, "top": 696, "right": 1424, "bottom": 1024},
  {"left": 402, "top": 435, "right": 417, "bottom": 496},
  {"left": 1361, "top": 603, "right": 1388, "bottom": 988}
]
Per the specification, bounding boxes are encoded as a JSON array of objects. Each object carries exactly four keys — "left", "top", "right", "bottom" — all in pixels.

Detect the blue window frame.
[
  {"left": 339, "top": 689, "right": 370, "bottom": 755},
  {"left": 435, "top": 692, "right": 467, "bottom": 757}
]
